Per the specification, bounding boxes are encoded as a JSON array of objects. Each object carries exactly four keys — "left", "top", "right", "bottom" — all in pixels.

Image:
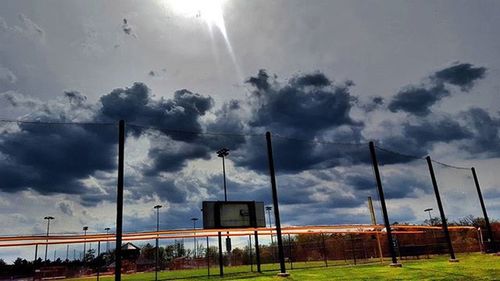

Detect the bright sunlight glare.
[
  {"left": 162, "top": 0, "right": 243, "bottom": 82},
  {"left": 164, "top": 0, "right": 227, "bottom": 34}
]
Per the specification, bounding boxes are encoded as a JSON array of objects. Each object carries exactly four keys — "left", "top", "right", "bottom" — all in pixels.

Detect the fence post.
[
  {"left": 249, "top": 235, "right": 253, "bottom": 272},
  {"left": 368, "top": 142, "right": 401, "bottom": 267},
  {"left": 33, "top": 244, "right": 38, "bottom": 281},
  {"left": 471, "top": 167, "right": 497, "bottom": 253},
  {"left": 425, "top": 156, "right": 458, "bottom": 262},
  {"left": 254, "top": 230, "right": 261, "bottom": 273},
  {"left": 96, "top": 241, "right": 100, "bottom": 281},
  {"left": 288, "top": 233, "right": 293, "bottom": 270},
  {"left": 350, "top": 235, "right": 356, "bottom": 265},
  {"left": 322, "top": 234, "right": 328, "bottom": 267},
  {"left": 218, "top": 232, "right": 223, "bottom": 277},
  {"left": 265, "top": 132, "right": 289, "bottom": 276},
  {"left": 115, "top": 120, "right": 125, "bottom": 280},
  {"left": 206, "top": 236, "right": 210, "bottom": 277}
]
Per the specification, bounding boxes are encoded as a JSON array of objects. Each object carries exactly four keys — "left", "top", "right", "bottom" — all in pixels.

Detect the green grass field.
[{"left": 69, "top": 253, "right": 500, "bottom": 281}]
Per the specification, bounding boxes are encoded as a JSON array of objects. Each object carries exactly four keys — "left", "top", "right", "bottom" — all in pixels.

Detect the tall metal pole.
[
  {"left": 206, "top": 236, "right": 210, "bottom": 277},
  {"left": 266, "top": 206, "right": 274, "bottom": 243},
  {"left": 222, "top": 156, "right": 227, "bottom": 202},
  {"left": 254, "top": 230, "right": 261, "bottom": 273},
  {"left": 218, "top": 232, "right": 223, "bottom": 277},
  {"left": 425, "top": 156, "right": 458, "bottom": 262},
  {"left": 83, "top": 226, "right": 88, "bottom": 262},
  {"left": 265, "top": 132, "right": 288, "bottom": 276},
  {"left": 191, "top": 218, "right": 198, "bottom": 259},
  {"left": 287, "top": 234, "right": 293, "bottom": 270},
  {"left": 471, "top": 167, "right": 496, "bottom": 253},
  {"left": 115, "top": 120, "right": 125, "bottom": 280},
  {"left": 368, "top": 142, "right": 401, "bottom": 266},
  {"left": 104, "top": 228, "right": 110, "bottom": 253},
  {"left": 154, "top": 205, "right": 162, "bottom": 281},
  {"left": 33, "top": 244, "right": 38, "bottom": 281},
  {"left": 266, "top": 206, "right": 275, "bottom": 263},
  {"left": 45, "top": 220, "right": 50, "bottom": 261},
  {"left": 425, "top": 208, "right": 433, "bottom": 223},
  {"left": 217, "top": 148, "right": 229, "bottom": 202},
  {"left": 216, "top": 148, "right": 229, "bottom": 273},
  {"left": 96, "top": 241, "right": 101, "bottom": 281},
  {"left": 66, "top": 245, "right": 69, "bottom": 261},
  {"left": 44, "top": 216, "right": 54, "bottom": 261},
  {"left": 249, "top": 235, "right": 253, "bottom": 272}
]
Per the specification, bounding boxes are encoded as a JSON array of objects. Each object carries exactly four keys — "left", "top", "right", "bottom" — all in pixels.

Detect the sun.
[
  {"left": 163, "top": 0, "right": 227, "bottom": 32},
  {"left": 161, "top": 0, "right": 242, "bottom": 81}
]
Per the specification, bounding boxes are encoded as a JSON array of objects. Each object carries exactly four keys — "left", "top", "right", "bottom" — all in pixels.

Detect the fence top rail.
[{"left": 0, "top": 224, "right": 477, "bottom": 248}]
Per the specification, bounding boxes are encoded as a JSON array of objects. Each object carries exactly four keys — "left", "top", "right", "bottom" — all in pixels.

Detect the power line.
[
  {"left": 0, "top": 119, "right": 115, "bottom": 126},
  {"left": 374, "top": 145, "right": 470, "bottom": 170},
  {"left": 273, "top": 134, "right": 368, "bottom": 146},
  {"left": 429, "top": 159, "right": 470, "bottom": 171},
  {"left": 373, "top": 145, "right": 424, "bottom": 161},
  {"left": 127, "top": 123, "right": 262, "bottom": 138},
  {"left": 0, "top": 119, "right": 475, "bottom": 170}
]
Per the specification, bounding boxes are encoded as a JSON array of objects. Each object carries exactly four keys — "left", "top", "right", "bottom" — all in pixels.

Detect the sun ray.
[{"left": 162, "top": 0, "right": 243, "bottom": 82}]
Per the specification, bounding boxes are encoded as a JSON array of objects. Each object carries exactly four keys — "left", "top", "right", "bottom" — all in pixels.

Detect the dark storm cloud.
[
  {"left": 433, "top": 63, "right": 486, "bottom": 91},
  {"left": 98, "top": 83, "right": 213, "bottom": 138},
  {"left": 402, "top": 118, "right": 472, "bottom": 147},
  {"left": 247, "top": 70, "right": 359, "bottom": 132},
  {"left": 0, "top": 82, "right": 214, "bottom": 203},
  {"left": 459, "top": 108, "right": 500, "bottom": 156},
  {"left": 0, "top": 121, "right": 117, "bottom": 194},
  {"left": 374, "top": 115, "right": 473, "bottom": 164},
  {"left": 98, "top": 83, "right": 217, "bottom": 189},
  {"left": 388, "top": 63, "right": 487, "bottom": 116},
  {"left": 388, "top": 84, "right": 450, "bottom": 116},
  {"left": 290, "top": 72, "right": 331, "bottom": 88},
  {"left": 382, "top": 173, "right": 431, "bottom": 199},
  {"left": 245, "top": 69, "right": 271, "bottom": 92},
  {"left": 234, "top": 70, "right": 365, "bottom": 172},
  {"left": 345, "top": 174, "right": 375, "bottom": 191},
  {"left": 0, "top": 63, "right": 495, "bottom": 211}
]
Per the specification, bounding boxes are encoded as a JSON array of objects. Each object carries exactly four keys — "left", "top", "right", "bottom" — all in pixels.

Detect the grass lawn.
[{"left": 68, "top": 253, "right": 500, "bottom": 281}]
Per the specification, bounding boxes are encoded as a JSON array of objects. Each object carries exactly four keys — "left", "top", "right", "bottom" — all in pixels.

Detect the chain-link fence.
[{"left": 0, "top": 120, "right": 498, "bottom": 280}]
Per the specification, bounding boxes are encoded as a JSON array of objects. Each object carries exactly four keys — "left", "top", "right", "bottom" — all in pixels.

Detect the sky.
[{"left": 1, "top": 0, "right": 500, "bottom": 263}]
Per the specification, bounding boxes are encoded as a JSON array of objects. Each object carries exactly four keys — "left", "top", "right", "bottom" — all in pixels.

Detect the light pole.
[
  {"left": 216, "top": 148, "right": 231, "bottom": 268},
  {"left": 83, "top": 226, "right": 88, "bottom": 262},
  {"left": 191, "top": 218, "right": 198, "bottom": 259},
  {"left": 216, "top": 148, "right": 229, "bottom": 202},
  {"left": 104, "top": 228, "right": 110, "bottom": 253},
  {"left": 265, "top": 206, "right": 274, "bottom": 242},
  {"left": 266, "top": 206, "right": 275, "bottom": 263},
  {"left": 154, "top": 205, "right": 162, "bottom": 281},
  {"left": 424, "top": 208, "right": 433, "bottom": 225},
  {"left": 44, "top": 216, "right": 55, "bottom": 261}
]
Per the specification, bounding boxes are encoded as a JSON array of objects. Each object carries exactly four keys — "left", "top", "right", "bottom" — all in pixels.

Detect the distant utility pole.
[
  {"left": 43, "top": 216, "right": 55, "bottom": 261},
  {"left": 104, "top": 227, "right": 110, "bottom": 252},
  {"left": 154, "top": 205, "right": 162, "bottom": 281},
  {"left": 424, "top": 208, "right": 433, "bottom": 224}
]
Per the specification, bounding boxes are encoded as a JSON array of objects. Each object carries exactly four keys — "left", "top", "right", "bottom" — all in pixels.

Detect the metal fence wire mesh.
[{"left": 0, "top": 120, "right": 498, "bottom": 279}]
